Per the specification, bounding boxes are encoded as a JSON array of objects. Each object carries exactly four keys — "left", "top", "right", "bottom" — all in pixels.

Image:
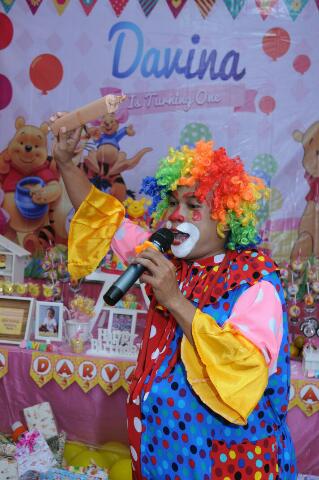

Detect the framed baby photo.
[
  {"left": 0, "top": 296, "right": 35, "bottom": 345},
  {"left": 35, "top": 301, "right": 63, "bottom": 342}
]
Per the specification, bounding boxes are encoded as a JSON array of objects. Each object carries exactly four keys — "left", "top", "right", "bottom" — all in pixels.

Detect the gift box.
[
  {"left": 40, "top": 467, "right": 108, "bottom": 480},
  {"left": 24, "top": 402, "right": 58, "bottom": 439},
  {"left": 47, "top": 431, "right": 67, "bottom": 467},
  {"left": 0, "top": 457, "right": 19, "bottom": 480},
  {"left": 15, "top": 430, "right": 57, "bottom": 476}
]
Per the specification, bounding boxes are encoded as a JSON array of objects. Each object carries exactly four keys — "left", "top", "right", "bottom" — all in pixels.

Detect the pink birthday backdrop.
[{"left": 0, "top": 0, "right": 318, "bottom": 262}]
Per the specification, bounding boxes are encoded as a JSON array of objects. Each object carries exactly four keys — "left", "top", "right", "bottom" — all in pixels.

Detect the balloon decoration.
[
  {"left": 259, "top": 95, "right": 276, "bottom": 115},
  {"left": 0, "top": 13, "right": 13, "bottom": 50},
  {"left": 262, "top": 27, "right": 290, "bottom": 61},
  {"left": 29, "top": 54, "right": 63, "bottom": 95},
  {"left": 0, "top": 74, "right": 13, "bottom": 110},
  {"left": 293, "top": 54, "right": 311, "bottom": 75},
  {"left": 109, "top": 458, "right": 132, "bottom": 480}
]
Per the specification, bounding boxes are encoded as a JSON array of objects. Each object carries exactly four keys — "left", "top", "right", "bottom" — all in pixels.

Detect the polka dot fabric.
[{"left": 137, "top": 270, "right": 297, "bottom": 479}]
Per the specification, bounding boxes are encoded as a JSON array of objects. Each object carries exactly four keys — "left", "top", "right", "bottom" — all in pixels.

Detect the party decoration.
[
  {"left": 87, "top": 328, "right": 139, "bottom": 359},
  {"left": 25, "top": 0, "right": 43, "bottom": 15},
  {"left": 109, "top": 458, "right": 132, "bottom": 480},
  {"left": 0, "top": 73, "right": 12, "bottom": 110},
  {"left": 101, "top": 441, "right": 130, "bottom": 459},
  {"left": 0, "top": 13, "right": 13, "bottom": 49},
  {"left": 166, "top": 0, "right": 187, "bottom": 18},
  {"left": 138, "top": 0, "right": 159, "bottom": 16},
  {"left": 194, "top": 0, "right": 216, "bottom": 18},
  {"left": 259, "top": 95, "right": 276, "bottom": 115},
  {"left": 28, "top": 352, "right": 135, "bottom": 394},
  {"left": 108, "top": 0, "right": 129, "bottom": 16},
  {"left": 30, "top": 352, "right": 53, "bottom": 387},
  {"left": 53, "top": 356, "right": 76, "bottom": 390},
  {"left": 289, "top": 375, "right": 319, "bottom": 416},
  {"left": 255, "top": 0, "right": 278, "bottom": 20},
  {"left": 52, "top": 0, "right": 70, "bottom": 15},
  {"left": 262, "top": 27, "right": 290, "bottom": 61},
  {"left": 0, "top": 0, "right": 15, "bottom": 13},
  {"left": 252, "top": 153, "right": 278, "bottom": 176},
  {"left": 0, "top": 348, "right": 8, "bottom": 379},
  {"left": 63, "top": 441, "right": 87, "bottom": 464},
  {"left": 29, "top": 54, "right": 63, "bottom": 95},
  {"left": 223, "top": 0, "right": 246, "bottom": 18},
  {"left": 283, "top": 0, "right": 309, "bottom": 20},
  {"left": 293, "top": 54, "right": 311, "bottom": 75},
  {"left": 78, "top": 0, "right": 98, "bottom": 16},
  {"left": 70, "top": 448, "right": 109, "bottom": 468},
  {"left": 179, "top": 122, "right": 212, "bottom": 147}
]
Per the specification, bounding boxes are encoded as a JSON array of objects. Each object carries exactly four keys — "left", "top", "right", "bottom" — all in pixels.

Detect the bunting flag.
[
  {"left": 223, "top": 0, "right": 246, "bottom": 18},
  {"left": 52, "top": 0, "right": 70, "bottom": 15},
  {"left": 53, "top": 356, "right": 76, "bottom": 390},
  {"left": 138, "top": 0, "right": 159, "bottom": 16},
  {"left": 282, "top": 0, "right": 309, "bottom": 20},
  {"left": 255, "top": 0, "right": 278, "bottom": 19},
  {"left": 30, "top": 352, "right": 53, "bottom": 387},
  {"left": 194, "top": 0, "right": 216, "bottom": 18},
  {"left": 0, "top": 349, "right": 8, "bottom": 379},
  {"left": 74, "top": 356, "right": 100, "bottom": 393},
  {"left": 25, "top": 0, "right": 43, "bottom": 15},
  {"left": 108, "top": 0, "right": 129, "bottom": 16},
  {"left": 78, "top": 0, "right": 98, "bottom": 16},
  {"left": 166, "top": 0, "right": 188, "bottom": 18},
  {"left": 0, "top": 0, "right": 15, "bottom": 13}
]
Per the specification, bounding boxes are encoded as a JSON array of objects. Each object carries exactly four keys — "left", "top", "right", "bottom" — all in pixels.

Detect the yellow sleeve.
[
  {"left": 68, "top": 185, "right": 125, "bottom": 280},
  {"left": 181, "top": 309, "right": 268, "bottom": 425}
]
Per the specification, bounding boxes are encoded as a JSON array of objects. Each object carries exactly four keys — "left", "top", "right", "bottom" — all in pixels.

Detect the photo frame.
[
  {"left": 0, "top": 296, "right": 35, "bottom": 345},
  {"left": 35, "top": 301, "right": 63, "bottom": 342}
]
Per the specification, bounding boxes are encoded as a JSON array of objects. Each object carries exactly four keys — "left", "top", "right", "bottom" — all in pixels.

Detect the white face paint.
[{"left": 171, "top": 222, "right": 200, "bottom": 258}]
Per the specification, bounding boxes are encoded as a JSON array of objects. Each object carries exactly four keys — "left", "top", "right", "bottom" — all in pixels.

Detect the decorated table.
[
  {"left": 0, "top": 345, "right": 132, "bottom": 446},
  {"left": 287, "top": 360, "right": 319, "bottom": 475}
]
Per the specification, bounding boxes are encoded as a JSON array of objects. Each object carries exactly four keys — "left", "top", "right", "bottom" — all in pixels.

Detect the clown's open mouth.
[{"left": 172, "top": 230, "right": 190, "bottom": 245}]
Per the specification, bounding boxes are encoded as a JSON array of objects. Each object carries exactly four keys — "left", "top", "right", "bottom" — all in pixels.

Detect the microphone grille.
[{"left": 149, "top": 228, "right": 174, "bottom": 252}]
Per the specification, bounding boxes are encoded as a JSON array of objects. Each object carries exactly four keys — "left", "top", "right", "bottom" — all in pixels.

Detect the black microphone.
[{"left": 103, "top": 228, "right": 174, "bottom": 306}]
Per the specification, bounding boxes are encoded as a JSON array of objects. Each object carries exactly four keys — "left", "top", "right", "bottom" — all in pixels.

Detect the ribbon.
[{"left": 16, "top": 431, "right": 40, "bottom": 454}]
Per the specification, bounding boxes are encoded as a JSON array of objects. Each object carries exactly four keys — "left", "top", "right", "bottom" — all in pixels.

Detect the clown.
[{"left": 52, "top": 124, "right": 296, "bottom": 479}]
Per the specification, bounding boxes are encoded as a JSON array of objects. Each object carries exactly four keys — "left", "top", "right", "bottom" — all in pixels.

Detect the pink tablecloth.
[
  {"left": 288, "top": 360, "right": 319, "bottom": 475},
  {"left": 0, "top": 350, "right": 318, "bottom": 474},
  {"left": 0, "top": 346, "right": 129, "bottom": 446}
]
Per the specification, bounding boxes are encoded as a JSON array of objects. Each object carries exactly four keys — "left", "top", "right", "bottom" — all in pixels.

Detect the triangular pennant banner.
[
  {"left": 138, "top": 0, "right": 159, "bottom": 16},
  {"left": 223, "top": 0, "right": 246, "bottom": 18},
  {"left": 0, "top": 0, "right": 16, "bottom": 13},
  {"left": 78, "top": 0, "right": 98, "bottom": 15},
  {"left": 108, "top": 0, "right": 129, "bottom": 16},
  {"left": 166, "top": 0, "right": 187, "bottom": 18},
  {"left": 25, "top": 0, "right": 43, "bottom": 14},
  {"left": 255, "top": 0, "right": 278, "bottom": 20},
  {"left": 282, "top": 0, "right": 309, "bottom": 20},
  {"left": 52, "top": 0, "right": 70, "bottom": 15},
  {"left": 194, "top": 0, "right": 216, "bottom": 18},
  {"left": 0, "top": 349, "right": 8, "bottom": 379}
]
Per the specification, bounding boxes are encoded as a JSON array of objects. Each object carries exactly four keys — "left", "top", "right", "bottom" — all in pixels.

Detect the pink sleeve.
[
  {"left": 111, "top": 218, "right": 150, "bottom": 265},
  {"left": 226, "top": 280, "right": 283, "bottom": 374}
]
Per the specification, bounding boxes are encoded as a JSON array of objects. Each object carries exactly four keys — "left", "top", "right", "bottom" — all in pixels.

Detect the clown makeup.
[{"left": 163, "top": 186, "right": 225, "bottom": 261}]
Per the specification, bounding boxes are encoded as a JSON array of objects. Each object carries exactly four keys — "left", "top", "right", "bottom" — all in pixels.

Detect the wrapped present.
[
  {"left": 0, "top": 457, "right": 19, "bottom": 480},
  {"left": 0, "top": 441, "right": 16, "bottom": 457},
  {"left": 47, "top": 432, "right": 67, "bottom": 467},
  {"left": 15, "top": 430, "right": 57, "bottom": 476},
  {"left": 40, "top": 467, "right": 109, "bottom": 479},
  {"left": 24, "top": 402, "right": 58, "bottom": 440}
]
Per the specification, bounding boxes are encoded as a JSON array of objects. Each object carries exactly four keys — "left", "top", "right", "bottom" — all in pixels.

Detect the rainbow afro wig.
[{"left": 140, "top": 140, "right": 268, "bottom": 250}]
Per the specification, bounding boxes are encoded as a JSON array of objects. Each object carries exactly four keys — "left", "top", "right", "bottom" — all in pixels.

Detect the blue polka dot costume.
[{"left": 131, "top": 252, "right": 297, "bottom": 480}]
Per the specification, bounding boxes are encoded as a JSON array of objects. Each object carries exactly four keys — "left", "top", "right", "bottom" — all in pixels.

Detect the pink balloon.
[
  {"left": 259, "top": 96, "right": 276, "bottom": 115},
  {"left": 262, "top": 27, "right": 290, "bottom": 61},
  {"left": 0, "top": 74, "right": 12, "bottom": 110},
  {"left": 293, "top": 55, "right": 311, "bottom": 75}
]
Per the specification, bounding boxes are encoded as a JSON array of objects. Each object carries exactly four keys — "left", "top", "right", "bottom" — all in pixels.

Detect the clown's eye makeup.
[
  {"left": 187, "top": 202, "right": 201, "bottom": 209},
  {"left": 168, "top": 197, "right": 178, "bottom": 207}
]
